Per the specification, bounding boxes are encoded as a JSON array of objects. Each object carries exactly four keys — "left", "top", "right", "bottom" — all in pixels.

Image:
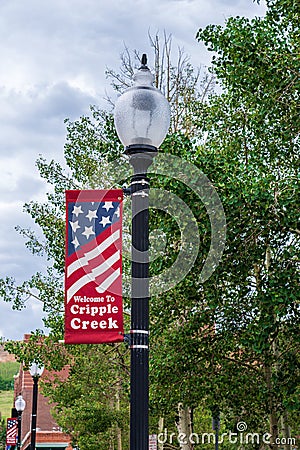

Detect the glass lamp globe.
[
  {"left": 29, "top": 362, "right": 44, "bottom": 378},
  {"left": 114, "top": 54, "right": 170, "bottom": 149},
  {"left": 15, "top": 395, "right": 26, "bottom": 412}
]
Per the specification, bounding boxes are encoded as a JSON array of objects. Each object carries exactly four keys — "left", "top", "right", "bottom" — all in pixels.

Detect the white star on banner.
[
  {"left": 103, "top": 201, "right": 114, "bottom": 212},
  {"left": 82, "top": 226, "right": 95, "bottom": 239},
  {"left": 71, "top": 236, "right": 80, "bottom": 248},
  {"left": 72, "top": 205, "right": 83, "bottom": 217},
  {"left": 86, "top": 209, "right": 98, "bottom": 222},
  {"left": 70, "top": 220, "right": 80, "bottom": 233},
  {"left": 99, "top": 216, "right": 111, "bottom": 227}
]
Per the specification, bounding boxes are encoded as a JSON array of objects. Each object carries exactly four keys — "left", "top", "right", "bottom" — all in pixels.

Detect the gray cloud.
[
  {"left": 0, "top": 83, "right": 96, "bottom": 155},
  {"left": 0, "top": 0, "right": 266, "bottom": 340},
  {"left": 0, "top": 300, "right": 48, "bottom": 342}
]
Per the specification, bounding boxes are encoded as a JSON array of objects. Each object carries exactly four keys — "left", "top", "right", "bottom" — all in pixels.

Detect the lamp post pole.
[
  {"left": 127, "top": 149, "right": 155, "bottom": 449},
  {"left": 29, "top": 362, "right": 44, "bottom": 450},
  {"left": 30, "top": 376, "right": 38, "bottom": 450},
  {"left": 17, "top": 411, "right": 22, "bottom": 450},
  {"left": 114, "top": 54, "right": 170, "bottom": 450},
  {"left": 212, "top": 407, "right": 220, "bottom": 450},
  {"left": 15, "top": 395, "right": 26, "bottom": 450}
]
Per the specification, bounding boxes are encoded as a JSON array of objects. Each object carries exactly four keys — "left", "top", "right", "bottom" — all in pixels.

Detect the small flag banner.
[
  {"left": 65, "top": 190, "right": 124, "bottom": 344},
  {"left": 149, "top": 434, "right": 157, "bottom": 450},
  {"left": 6, "top": 418, "right": 18, "bottom": 446}
]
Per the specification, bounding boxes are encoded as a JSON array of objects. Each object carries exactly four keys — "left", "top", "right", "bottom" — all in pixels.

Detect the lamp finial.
[{"left": 141, "top": 54, "right": 147, "bottom": 68}]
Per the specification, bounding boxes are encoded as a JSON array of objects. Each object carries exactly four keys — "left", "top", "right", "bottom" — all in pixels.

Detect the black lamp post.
[
  {"left": 29, "top": 362, "right": 44, "bottom": 450},
  {"left": 114, "top": 54, "right": 170, "bottom": 450},
  {"left": 212, "top": 407, "right": 220, "bottom": 450},
  {"left": 15, "top": 394, "right": 26, "bottom": 450}
]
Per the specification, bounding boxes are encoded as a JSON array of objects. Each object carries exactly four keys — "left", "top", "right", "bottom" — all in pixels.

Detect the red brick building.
[{"left": 13, "top": 336, "right": 72, "bottom": 450}]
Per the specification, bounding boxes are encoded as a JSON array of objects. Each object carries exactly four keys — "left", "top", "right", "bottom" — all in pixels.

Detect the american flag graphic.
[
  {"left": 65, "top": 190, "right": 124, "bottom": 344},
  {"left": 6, "top": 418, "right": 18, "bottom": 445}
]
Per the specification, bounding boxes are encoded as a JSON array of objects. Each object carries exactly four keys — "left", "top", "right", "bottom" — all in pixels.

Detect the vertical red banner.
[
  {"left": 65, "top": 190, "right": 124, "bottom": 344},
  {"left": 6, "top": 418, "right": 18, "bottom": 446}
]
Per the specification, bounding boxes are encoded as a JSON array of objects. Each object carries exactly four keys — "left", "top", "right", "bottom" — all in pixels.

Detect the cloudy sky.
[{"left": 0, "top": 0, "right": 266, "bottom": 341}]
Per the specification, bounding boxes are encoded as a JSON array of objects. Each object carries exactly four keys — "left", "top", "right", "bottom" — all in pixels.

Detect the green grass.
[
  {"left": 0, "top": 390, "right": 14, "bottom": 420},
  {"left": 0, "top": 363, "right": 20, "bottom": 420},
  {"left": 0, "top": 363, "right": 19, "bottom": 381}
]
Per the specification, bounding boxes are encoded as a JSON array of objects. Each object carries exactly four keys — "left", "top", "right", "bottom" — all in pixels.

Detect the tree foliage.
[{"left": 41, "top": 343, "right": 130, "bottom": 450}]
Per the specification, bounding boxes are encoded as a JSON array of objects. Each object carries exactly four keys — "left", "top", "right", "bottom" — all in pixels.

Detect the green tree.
[
  {"left": 41, "top": 343, "right": 130, "bottom": 450},
  {"left": 149, "top": 0, "right": 300, "bottom": 447},
  {"left": 196, "top": 0, "right": 300, "bottom": 445}
]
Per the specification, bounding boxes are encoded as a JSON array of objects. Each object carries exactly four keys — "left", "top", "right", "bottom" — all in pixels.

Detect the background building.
[{"left": 13, "top": 335, "right": 71, "bottom": 450}]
